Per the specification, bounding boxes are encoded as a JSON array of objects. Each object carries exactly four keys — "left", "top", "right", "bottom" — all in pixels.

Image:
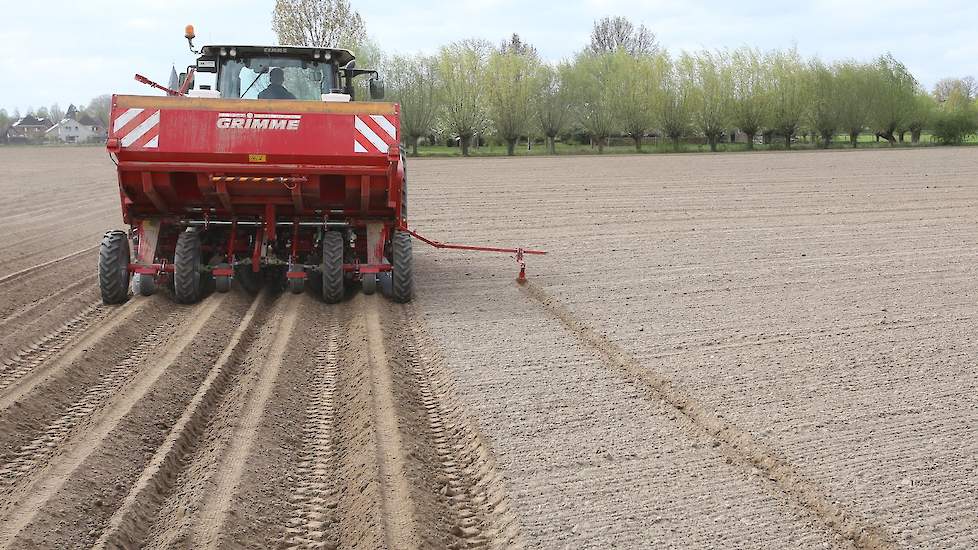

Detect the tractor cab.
[{"left": 190, "top": 43, "right": 384, "bottom": 102}]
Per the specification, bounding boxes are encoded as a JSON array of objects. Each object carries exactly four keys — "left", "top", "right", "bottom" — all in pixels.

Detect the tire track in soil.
[
  {"left": 520, "top": 281, "right": 896, "bottom": 550},
  {"left": 0, "top": 298, "right": 145, "bottom": 412},
  {"left": 0, "top": 276, "right": 96, "bottom": 333},
  {"left": 390, "top": 305, "right": 526, "bottom": 550},
  {"left": 0, "top": 302, "right": 107, "bottom": 393},
  {"left": 363, "top": 299, "right": 420, "bottom": 550},
  {"left": 0, "top": 294, "right": 228, "bottom": 548},
  {"left": 281, "top": 312, "right": 342, "bottom": 550},
  {"left": 0, "top": 246, "right": 97, "bottom": 286}
]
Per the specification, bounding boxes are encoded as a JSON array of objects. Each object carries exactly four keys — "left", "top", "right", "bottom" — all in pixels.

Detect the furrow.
[
  {"left": 520, "top": 281, "right": 897, "bottom": 550},
  {"left": 0, "top": 311, "right": 180, "bottom": 488},
  {"left": 0, "top": 294, "right": 228, "bottom": 548},
  {"left": 281, "top": 314, "right": 342, "bottom": 550},
  {"left": 193, "top": 295, "right": 300, "bottom": 548},
  {"left": 0, "top": 302, "right": 107, "bottom": 393},
  {"left": 0, "top": 275, "right": 96, "bottom": 332},
  {"left": 0, "top": 246, "right": 98, "bottom": 286},
  {"left": 92, "top": 292, "right": 266, "bottom": 550}
]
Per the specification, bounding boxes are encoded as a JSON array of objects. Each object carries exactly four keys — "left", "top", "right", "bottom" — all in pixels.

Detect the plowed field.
[{"left": 0, "top": 146, "right": 976, "bottom": 549}]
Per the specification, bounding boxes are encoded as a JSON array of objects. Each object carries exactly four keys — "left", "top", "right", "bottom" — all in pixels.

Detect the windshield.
[{"left": 218, "top": 56, "right": 337, "bottom": 100}]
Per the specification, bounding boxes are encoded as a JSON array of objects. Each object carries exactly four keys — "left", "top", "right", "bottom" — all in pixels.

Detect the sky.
[{"left": 2, "top": 0, "right": 977, "bottom": 114}]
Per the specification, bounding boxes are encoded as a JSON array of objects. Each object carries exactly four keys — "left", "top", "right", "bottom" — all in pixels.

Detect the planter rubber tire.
[
  {"left": 98, "top": 230, "right": 131, "bottom": 305},
  {"left": 321, "top": 231, "right": 344, "bottom": 303},
  {"left": 215, "top": 263, "right": 232, "bottom": 293},
  {"left": 136, "top": 273, "right": 156, "bottom": 297},
  {"left": 174, "top": 229, "right": 203, "bottom": 304}
]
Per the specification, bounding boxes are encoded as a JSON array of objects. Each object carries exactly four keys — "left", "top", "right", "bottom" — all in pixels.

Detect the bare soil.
[{"left": 0, "top": 145, "right": 975, "bottom": 549}]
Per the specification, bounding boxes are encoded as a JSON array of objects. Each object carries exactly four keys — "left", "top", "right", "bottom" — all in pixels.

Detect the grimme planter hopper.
[{"left": 98, "top": 27, "right": 544, "bottom": 306}]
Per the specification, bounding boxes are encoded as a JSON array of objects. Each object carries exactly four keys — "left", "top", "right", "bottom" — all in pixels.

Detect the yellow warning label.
[{"left": 249, "top": 154, "right": 267, "bottom": 163}]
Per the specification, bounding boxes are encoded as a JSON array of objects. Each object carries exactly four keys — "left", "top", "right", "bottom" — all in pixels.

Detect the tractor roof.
[{"left": 199, "top": 45, "right": 356, "bottom": 67}]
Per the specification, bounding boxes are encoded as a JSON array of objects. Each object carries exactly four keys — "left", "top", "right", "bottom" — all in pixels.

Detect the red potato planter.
[{"left": 99, "top": 38, "right": 543, "bottom": 306}]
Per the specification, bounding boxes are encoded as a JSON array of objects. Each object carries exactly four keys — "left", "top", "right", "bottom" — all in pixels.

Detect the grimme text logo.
[{"left": 216, "top": 112, "right": 301, "bottom": 130}]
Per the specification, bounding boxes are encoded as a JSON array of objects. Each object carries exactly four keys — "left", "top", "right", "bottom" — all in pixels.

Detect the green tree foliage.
[
  {"left": 866, "top": 53, "right": 918, "bottom": 144},
  {"left": 658, "top": 53, "right": 694, "bottom": 151},
  {"left": 437, "top": 40, "right": 490, "bottom": 156},
  {"left": 387, "top": 54, "right": 440, "bottom": 156},
  {"left": 765, "top": 49, "right": 808, "bottom": 148},
  {"left": 485, "top": 46, "right": 540, "bottom": 156},
  {"left": 611, "top": 51, "right": 665, "bottom": 151},
  {"left": 565, "top": 52, "right": 621, "bottom": 153},
  {"left": 932, "top": 89, "right": 978, "bottom": 144},
  {"left": 533, "top": 64, "right": 573, "bottom": 154},
  {"left": 905, "top": 93, "right": 936, "bottom": 143},
  {"left": 834, "top": 62, "right": 874, "bottom": 147},
  {"left": 805, "top": 59, "right": 841, "bottom": 148},
  {"left": 730, "top": 48, "right": 767, "bottom": 149},
  {"left": 688, "top": 50, "right": 733, "bottom": 152}
]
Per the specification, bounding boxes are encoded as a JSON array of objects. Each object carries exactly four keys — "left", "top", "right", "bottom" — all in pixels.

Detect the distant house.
[
  {"left": 46, "top": 111, "right": 108, "bottom": 144},
  {"left": 7, "top": 115, "right": 54, "bottom": 143}
]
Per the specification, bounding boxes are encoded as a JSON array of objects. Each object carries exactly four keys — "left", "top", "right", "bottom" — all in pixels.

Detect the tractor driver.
[{"left": 258, "top": 68, "right": 296, "bottom": 100}]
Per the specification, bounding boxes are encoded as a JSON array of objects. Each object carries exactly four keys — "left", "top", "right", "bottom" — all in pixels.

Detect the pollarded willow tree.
[
  {"left": 730, "top": 48, "right": 767, "bottom": 149},
  {"left": 867, "top": 53, "right": 919, "bottom": 145},
  {"left": 658, "top": 53, "right": 694, "bottom": 152},
  {"left": 689, "top": 50, "right": 733, "bottom": 152},
  {"left": 765, "top": 49, "right": 808, "bottom": 148},
  {"left": 386, "top": 54, "right": 440, "bottom": 156},
  {"left": 904, "top": 93, "right": 936, "bottom": 143},
  {"left": 611, "top": 50, "right": 665, "bottom": 151},
  {"left": 437, "top": 40, "right": 491, "bottom": 156},
  {"left": 834, "top": 61, "right": 873, "bottom": 147},
  {"left": 484, "top": 47, "right": 540, "bottom": 156},
  {"left": 565, "top": 51, "right": 620, "bottom": 153},
  {"left": 805, "top": 59, "right": 841, "bottom": 148},
  {"left": 534, "top": 63, "right": 574, "bottom": 155}
]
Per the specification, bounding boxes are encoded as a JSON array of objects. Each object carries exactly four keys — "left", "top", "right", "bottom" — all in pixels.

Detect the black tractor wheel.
[
  {"left": 98, "top": 230, "right": 131, "bottom": 305},
  {"left": 174, "top": 229, "right": 203, "bottom": 304},
  {"left": 136, "top": 273, "right": 156, "bottom": 297},
  {"left": 321, "top": 231, "right": 344, "bottom": 303},
  {"left": 390, "top": 230, "right": 413, "bottom": 303},
  {"left": 214, "top": 263, "right": 232, "bottom": 293}
]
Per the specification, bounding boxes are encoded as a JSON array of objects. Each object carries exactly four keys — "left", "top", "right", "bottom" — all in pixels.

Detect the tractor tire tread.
[
  {"left": 321, "top": 231, "right": 344, "bottom": 303},
  {"left": 98, "top": 230, "right": 130, "bottom": 305},
  {"left": 391, "top": 230, "right": 413, "bottom": 303},
  {"left": 174, "top": 229, "right": 202, "bottom": 304}
]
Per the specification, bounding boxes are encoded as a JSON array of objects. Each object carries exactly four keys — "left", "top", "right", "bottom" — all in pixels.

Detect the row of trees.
[
  {"left": 270, "top": 1, "right": 978, "bottom": 155},
  {"left": 385, "top": 40, "right": 978, "bottom": 155}
]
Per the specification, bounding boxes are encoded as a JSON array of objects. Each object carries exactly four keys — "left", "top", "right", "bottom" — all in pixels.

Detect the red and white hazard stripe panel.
[
  {"left": 112, "top": 108, "right": 161, "bottom": 149},
  {"left": 354, "top": 115, "right": 397, "bottom": 154}
]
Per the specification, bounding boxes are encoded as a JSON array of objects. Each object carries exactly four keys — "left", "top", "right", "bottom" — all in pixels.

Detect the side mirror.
[{"left": 369, "top": 78, "right": 385, "bottom": 100}]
